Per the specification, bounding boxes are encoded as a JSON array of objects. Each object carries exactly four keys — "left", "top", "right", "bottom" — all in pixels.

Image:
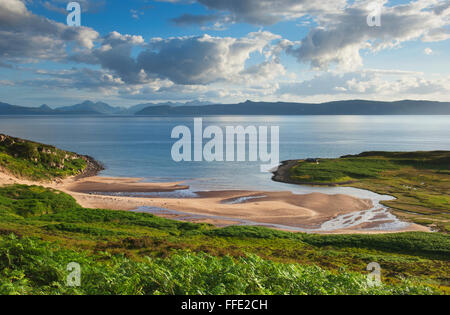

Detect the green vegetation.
[
  {"left": 0, "top": 185, "right": 448, "bottom": 295},
  {"left": 0, "top": 235, "right": 435, "bottom": 295},
  {"left": 288, "top": 151, "right": 450, "bottom": 232},
  {"left": 0, "top": 134, "right": 87, "bottom": 180}
]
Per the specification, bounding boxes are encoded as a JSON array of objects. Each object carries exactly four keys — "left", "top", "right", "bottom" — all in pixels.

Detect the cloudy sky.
[{"left": 0, "top": 0, "right": 449, "bottom": 107}]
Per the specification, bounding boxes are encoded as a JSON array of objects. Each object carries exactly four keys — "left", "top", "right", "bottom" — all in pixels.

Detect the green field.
[
  {"left": 0, "top": 184, "right": 448, "bottom": 295},
  {"left": 287, "top": 151, "right": 450, "bottom": 232},
  {"left": 0, "top": 134, "right": 87, "bottom": 180}
]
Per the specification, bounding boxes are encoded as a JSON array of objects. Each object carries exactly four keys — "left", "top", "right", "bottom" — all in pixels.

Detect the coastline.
[
  {"left": 75, "top": 155, "right": 105, "bottom": 179},
  {"left": 272, "top": 154, "right": 449, "bottom": 233},
  {"left": 272, "top": 160, "right": 358, "bottom": 186},
  {"left": 0, "top": 155, "right": 431, "bottom": 234},
  {"left": 1, "top": 175, "right": 430, "bottom": 234},
  {"left": 65, "top": 184, "right": 431, "bottom": 234}
]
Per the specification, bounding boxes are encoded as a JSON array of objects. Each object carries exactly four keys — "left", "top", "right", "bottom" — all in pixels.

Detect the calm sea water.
[{"left": 1, "top": 115, "right": 449, "bottom": 200}]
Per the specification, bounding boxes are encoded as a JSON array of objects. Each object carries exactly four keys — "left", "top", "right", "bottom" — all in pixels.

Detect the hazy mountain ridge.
[
  {"left": 135, "top": 100, "right": 450, "bottom": 116},
  {"left": 57, "top": 101, "right": 121, "bottom": 115},
  {"left": 1, "top": 99, "right": 449, "bottom": 116},
  {"left": 0, "top": 100, "right": 205, "bottom": 115},
  {"left": 0, "top": 102, "right": 56, "bottom": 115}
]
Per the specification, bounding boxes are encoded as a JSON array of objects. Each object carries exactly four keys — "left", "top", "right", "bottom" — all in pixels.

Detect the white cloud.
[
  {"left": 68, "top": 30, "right": 284, "bottom": 87},
  {"left": 0, "top": 0, "right": 99, "bottom": 62},
  {"left": 277, "top": 70, "right": 450, "bottom": 99},
  {"left": 164, "top": 0, "right": 347, "bottom": 25},
  {"left": 41, "top": 0, "right": 106, "bottom": 14},
  {"left": 70, "top": 31, "right": 146, "bottom": 84},
  {"left": 165, "top": 1, "right": 450, "bottom": 73},
  {"left": 137, "top": 31, "right": 282, "bottom": 85},
  {"left": 0, "top": 80, "right": 15, "bottom": 86},
  {"left": 287, "top": 0, "right": 450, "bottom": 70}
]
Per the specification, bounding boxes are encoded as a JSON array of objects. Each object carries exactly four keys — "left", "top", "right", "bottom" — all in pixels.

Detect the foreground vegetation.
[
  {"left": 287, "top": 151, "right": 450, "bottom": 232},
  {"left": 0, "top": 134, "right": 87, "bottom": 180},
  {"left": 0, "top": 185, "right": 448, "bottom": 295},
  {"left": 0, "top": 235, "right": 435, "bottom": 295}
]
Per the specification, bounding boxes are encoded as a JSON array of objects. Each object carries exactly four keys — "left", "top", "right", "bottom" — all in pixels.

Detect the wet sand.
[
  {"left": 66, "top": 176, "right": 190, "bottom": 193},
  {"left": 0, "top": 171, "right": 430, "bottom": 234}
]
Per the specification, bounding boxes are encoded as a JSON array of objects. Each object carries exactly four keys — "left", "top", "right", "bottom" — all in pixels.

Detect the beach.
[{"left": 0, "top": 169, "right": 430, "bottom": 234}]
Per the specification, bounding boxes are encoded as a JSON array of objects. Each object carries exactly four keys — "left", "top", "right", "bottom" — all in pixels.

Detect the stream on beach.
[{"left": 1, "top": 115, "right": 449, "bottom": 231}]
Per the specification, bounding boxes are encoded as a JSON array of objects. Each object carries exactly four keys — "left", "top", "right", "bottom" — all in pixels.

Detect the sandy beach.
[{"left": 0, "top": 169, "right": 430, "bottom": 234}]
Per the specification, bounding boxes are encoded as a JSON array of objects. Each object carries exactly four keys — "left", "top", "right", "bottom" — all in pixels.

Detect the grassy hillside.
[
  {"left": 0, "top": 185, "right": 448, "bottom": 295},
  {"left": 284, "top": 151, "right": 450, "bottom": 232},
  {"left": 0, "top": 134, "right": 89, "bottom": 180}
]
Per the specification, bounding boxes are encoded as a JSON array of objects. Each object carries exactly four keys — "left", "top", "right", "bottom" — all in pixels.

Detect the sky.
[{"left": 0, "top": 0, "right": 449, "bottom": 107}]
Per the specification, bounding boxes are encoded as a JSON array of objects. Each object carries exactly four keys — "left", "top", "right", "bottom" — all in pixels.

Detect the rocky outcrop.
[{"left": 76, "top": 155, "right": 105, "bottom": 179}]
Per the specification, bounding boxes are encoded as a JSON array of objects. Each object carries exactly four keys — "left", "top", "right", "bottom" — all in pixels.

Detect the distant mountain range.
[
  {"left": 0, "top": 100, "right": 213, "bottom": 116},
  {"left": 136, "top": 100, "right": 450, "bottom": 115},
  {"left": 0, "top": 101, "right": 114, "bottom": 115},
  {"left": 1, "top": 99, "right": 449, "bottom": 116}
]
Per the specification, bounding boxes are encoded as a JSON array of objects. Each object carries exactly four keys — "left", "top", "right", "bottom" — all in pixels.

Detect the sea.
[
  {"left": 1, "top": 115, "right": 449, "bottom": 199},
  {"left": 2, "top": 115, "right": 449, "bottom": 230}
]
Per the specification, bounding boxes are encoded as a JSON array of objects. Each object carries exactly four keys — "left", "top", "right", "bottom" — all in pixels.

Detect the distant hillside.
[
  {"left": 57, "top": 101, "right": 123, "bottom": 115},
  {"left": 0, "top": 134, "right": 102, "bottom": 180},
  {"left": 118, "top": 100, "right": 213, "bottom": 115},
  {"left": 0, "top": 101, "right": 115, "bottom": 115},
  {"left": 0, "top": 102, "right": 56, "bottom": 115},
  {"left": 136, "top": 100, "right": 450, "bottom": 116}
]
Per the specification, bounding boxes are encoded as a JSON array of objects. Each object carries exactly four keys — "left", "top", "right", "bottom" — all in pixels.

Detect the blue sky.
[{"left": 0, "top": 0, "right": 449, "bottom": 107}]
